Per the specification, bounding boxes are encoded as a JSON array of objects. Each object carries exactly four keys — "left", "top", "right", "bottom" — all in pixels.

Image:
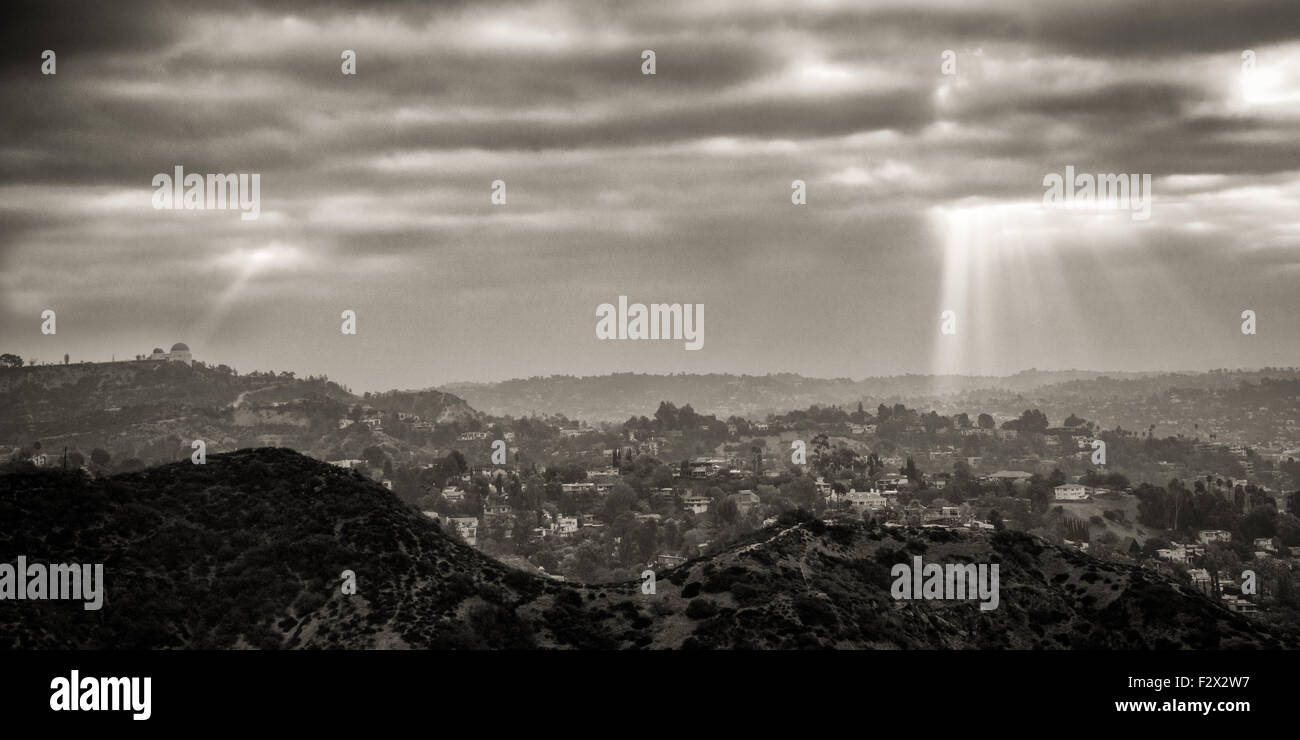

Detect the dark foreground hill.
[{"left": 1, "top": 448, "right": 1294, "bottom": 649}]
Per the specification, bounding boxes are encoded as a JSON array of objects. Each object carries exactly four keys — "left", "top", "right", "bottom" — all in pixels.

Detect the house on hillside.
[
  {"left": 844, "top": 489, "right": 887, "bottom": 512},
  {"left": 656, "top": 553, "right": 687, "bottom": 568},
  {"left": 445, "top": 517, "right": 479, "bottom": 546},
  {"left": 682, "top": 496, "right": 711, "bottom": 514},
  {"left": 1198, "top": 529, "right": 1232, "bottom": 545},
  {"left": 1053, "top": 483, "right": 1089, "bottom": 501},
  {"left": 1221, "top": 594, "right": 1258, "bottom": 614}
]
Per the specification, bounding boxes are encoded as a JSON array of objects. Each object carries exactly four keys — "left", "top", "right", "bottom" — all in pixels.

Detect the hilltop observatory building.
[{"left": 148, "top": 342, "right": 193, "bottom": 366}]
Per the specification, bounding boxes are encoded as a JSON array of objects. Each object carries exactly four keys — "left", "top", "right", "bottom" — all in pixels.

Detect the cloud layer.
[{"left": 3, "top": 0, "right": 1299, "bottom": 390}]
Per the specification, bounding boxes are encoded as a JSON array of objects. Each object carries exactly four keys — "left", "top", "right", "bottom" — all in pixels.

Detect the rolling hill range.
[
  {"left": 437, "top": 370, "right": 1200, "bottom": 422},
  {"left": 1, "top": 448, "right": 1293, "bottom": 650},
  {"left": 0, "top": 361, "right": 480, "bottom": 467}
]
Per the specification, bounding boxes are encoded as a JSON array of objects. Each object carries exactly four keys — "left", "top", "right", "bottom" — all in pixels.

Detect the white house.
[
  {"left": 1198, "top": 530, "right": 1232, "bottom": 545},
  {"left": 1053, "top": 484, "right": 1089, "bottom": 501},
  {"left": 682, "top": 496, "right": 711, "bottom": 514},
  {"left": 1157, "top": 544, "right": 1193, "bottom": 564},
  {"left": 844, "top": 489, "right": 887, "bottom": 512}
]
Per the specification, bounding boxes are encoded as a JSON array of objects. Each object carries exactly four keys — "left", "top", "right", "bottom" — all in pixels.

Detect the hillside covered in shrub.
[{"left": 1, "top": 448, "right": 1294, "bottom": 649}]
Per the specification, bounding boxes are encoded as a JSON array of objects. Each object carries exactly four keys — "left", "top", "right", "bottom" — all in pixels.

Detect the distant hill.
[
  {"left": 364, "top": 388, "right": 480, "bottom": 426},
  {"left": 439, "top": 371, "right": 1174, "bottom": 422},
  {"left": 0, "top": 361, "right": 345, "bottom": 426},
  {"left": 1, "top": 448, "right": 1291, "bottom": 649},
  {"left": 0, "top": 361, "right": 480, "bottom": 467}
]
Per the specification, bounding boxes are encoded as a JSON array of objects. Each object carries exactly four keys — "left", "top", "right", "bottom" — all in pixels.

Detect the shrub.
[
  {"left": 702, "top": 566, "right": 746, "bottom": 593},
  {"left": 685, "top": 598, "right": 719, "bottom": 619},
  {"left": 793, "top": 595, "right": 836, "bottom": 627},
  {"left": 650, "top": 600, "right": 674, "bottom": 617}
]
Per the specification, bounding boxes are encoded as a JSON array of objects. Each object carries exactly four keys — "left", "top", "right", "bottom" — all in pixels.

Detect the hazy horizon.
[{"left": 6, "top": 344, "right": 1298, "bottom": 396}]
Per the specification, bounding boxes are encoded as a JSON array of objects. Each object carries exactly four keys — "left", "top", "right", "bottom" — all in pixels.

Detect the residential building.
[
  {"left": 1053, "top": 483, "right": 1089, "bottom": 501},
  {"left": 446, "top": 517, "right": 478, "bottom": 546},
  {"left": 682, "top": 496, "right": 711, "bottom": 514},
  {"left": 844, "top": 489, "right": 887, "bottom": 512},
  {"left": 1198, "top": 529, "right": 1232, "bottom": 545},
  {"left": 656, "top": 553, "right": 687, "bottom": 568}
]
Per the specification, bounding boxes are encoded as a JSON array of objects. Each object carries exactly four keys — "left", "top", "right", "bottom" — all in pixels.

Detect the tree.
[
  {"left": 1029, "top": 482, "right": 1054, "bottom": 513},
  {"left": 903, "top": 457, "right": 921, "bottom": 483},
  {"left": 1276, "top": 513, "right": 1300, "bottom": 547},
  {"left": 447, "top": 450, "right": 469, "bottom": 475},
  {"left": 90, "top": 448, "right": 111, "bottom": 467},
  {"left": 977, "top": 413, "right": 995, "bottom": 429},
  {"left": 715, "top": 496, "right": 740, "bottom": 526},
  {"left": 1005, "top": 409, "right": 1049, "bottom": 433},
  {"left": 778, "top": 477, "right": 821, "bottom": 514},
  {"left": 0, "top": 353, "right": 22, "bottom": 368},
  {"left": 601, "top": 484, "right": 637, "bottom": 521},
  {"left": 953, "top": 459, "right": 972, "bottom": 482},
  {"left": 1047, "top": 468, "right": 1066, "bottom": 488},
  {"left": 363, "top": 445, "right": 386, "bottom": 468},
  {"left": 117, "top": 458, "right": 145, "bottom": 473},
  {"left": 654, "top": 401, "right": 679, "bottom": 430},
  {"left": 567, "top": 540, "right": 608, "bottom": 583}
]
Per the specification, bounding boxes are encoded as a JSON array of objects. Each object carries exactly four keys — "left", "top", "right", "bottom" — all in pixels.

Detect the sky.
[{"left": 2, "top": 0, "right": 1299, "bottom": 393}]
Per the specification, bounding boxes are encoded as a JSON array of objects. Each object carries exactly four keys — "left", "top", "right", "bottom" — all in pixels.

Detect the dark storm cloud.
[{"left": 0, "top": 0, "right": 178, "bottom": 72}]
